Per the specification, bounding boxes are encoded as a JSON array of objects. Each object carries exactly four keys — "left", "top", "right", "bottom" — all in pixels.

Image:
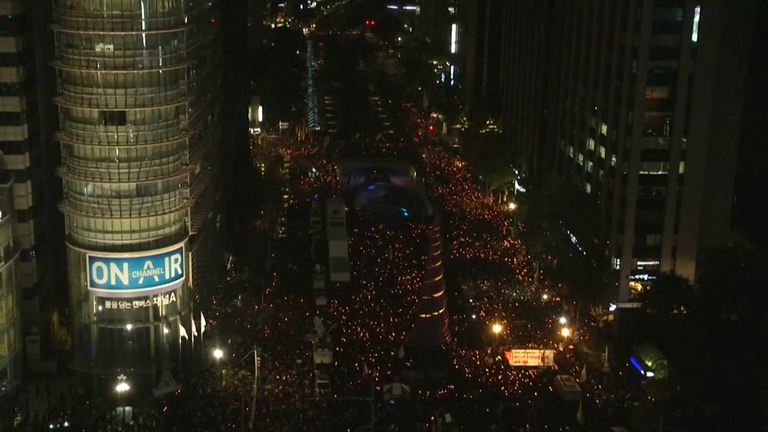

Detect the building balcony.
[
  {"left": 58, "top": 120, "right": 189, "bottom": 146},
  {"left": 59, "top": 189, "right": 187, "bottom": 218},
  {"left": 57, "top": 155, "right": 186, "bottom": 183},
  {"left": 55, "top": 85, "right": 189, "bottom": 110}
]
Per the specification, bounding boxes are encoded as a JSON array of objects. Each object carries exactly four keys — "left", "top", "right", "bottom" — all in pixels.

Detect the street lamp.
[
  {"left": 560, "top": 327, "right": 571, "bottom": 338},
  {"left": 508, "top": 202, "right": 517, "bottom": 211},
  {"left": 115, "top": 375, "right": 130, "bottom": 426},
  {"left": 492, "top": 323, "right": 503, "bottom": 346},
  {"left": 213, "top": 348, "right": 224, "bottom": 359},
  {"left": 558, "top": 316, "right": 567, "bottom": 325}
]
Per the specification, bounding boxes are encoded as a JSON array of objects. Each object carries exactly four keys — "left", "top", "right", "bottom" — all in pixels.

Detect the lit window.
[
  {"left": 601, "top": 123, "right": 608, "bottom": 136},
  {"left": 599, "top": 146, "right": 606, "bottom": 158},
  {"left": 646, "top": 234, "right": 662, "bottom": 246},
  {"left": 585, "top": 183, "right": 592, "bottom": 194},
  {"left": 450, "top": 23, "right": 458, "bottom": 53},
  {"left": 679, "top": 161, "right": 685, "bottom": 173},
  {"left": 578, "top": 153, "right": 584, "bottom": 165},
  {"left": 692, "top": 6, "right": 701, "bottom": 42},
  {"left": 569, "top": 146, "right": 574, "bottom": 158},
  {"left": 587, "top": 161, "right": 594, "bottom": 172},
  {"left": 610, "top": 154, "right": 616, "bottom": 166},
  {"left": 639, "top": 162, "right": 670, "bottom": 174},
  {"left": 588, "top": 138, "right": 595, "bottom": 151},
  {"left": 612, "top": 258, "right": 621, "bottom": 270}
]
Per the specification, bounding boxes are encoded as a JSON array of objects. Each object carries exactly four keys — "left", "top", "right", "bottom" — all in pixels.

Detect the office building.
[
  {"left": 0, "top": 162, "right": 21, "bottom": 394},
  {"left": 52, "top": 0, "right": 222, "bottom": 393},
  {"left": 732, "top": 0, "right": 768, "bottom": 245},
  {"left": 1, "top": 0, "right": 62, "bottom": 368},
  {"left": 499, "top": 0, "right": 756, "bottom": 301},
  {"left": 459, "top": 0, "right": 504, "bottom": 115},
  {"left": 418, "top": 0, "right": 459, "bottom": 57}
]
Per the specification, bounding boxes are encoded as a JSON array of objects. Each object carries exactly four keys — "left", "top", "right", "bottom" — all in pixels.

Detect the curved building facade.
[
  {"left": 52, "top": 0, "right": 221, "bottom": 392},
  {"left": 0, "top": 169, "right": 21, "bottom": 394}
]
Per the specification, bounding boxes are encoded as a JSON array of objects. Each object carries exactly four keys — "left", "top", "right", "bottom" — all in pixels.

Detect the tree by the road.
[
  {"left": 638, "top": 272, "right": 693, "bottom": 315},
  {"left": 518, "top": 175, "right": 613, "bottom": 306},
  {"left": 462, "top": 131, "right": 516, "bottom": 191}
]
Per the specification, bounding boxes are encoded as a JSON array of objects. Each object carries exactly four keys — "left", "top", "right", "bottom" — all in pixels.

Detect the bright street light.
[
  {"left": 507, "top": 202, "right": 517, "bottom": 210},
  {"left": 560, "top": 327, "right": 571, "bottom": 338},
  {"left": 115, "top": 382, "right": 130, "bottom": 392},
  {"left": 558, "top": 316, "right": 567, "bottom": 325},
  {"left": 492, "top": 324, "right": 503, "bottom": 334},
  {"left": 541, "top": 293, "right": 549, "bottom": 301},
  {"left": 213, "top": 348, "right": 224, "bottom": 359},
  {"left": 125, "top": 324, "right": 133, "bottom": 331}
]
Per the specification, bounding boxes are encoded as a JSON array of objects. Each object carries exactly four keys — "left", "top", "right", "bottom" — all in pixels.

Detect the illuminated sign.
[
  {"left": 504, "top": 349, "right": 555, "bottom": 367},
  {"left": 87, "top": 243, "right": 185, "bottom": 297},
  {"left": 99, "top": 292, "right": 178, "bottom": 311}
]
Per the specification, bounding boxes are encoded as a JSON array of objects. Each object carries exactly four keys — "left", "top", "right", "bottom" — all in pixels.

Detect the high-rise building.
[
  {"left": 52, "top": 0, "right": 222, "bottom": 393},
  {"left": 0, "top": 162, "right": 21, "bottom": 393},
  {"left": 1, "top": 0, "right": 62, "bottom": 367},
  {"left": 418, "top": 0, "right": 459, "bottom": 57},
  {"left": 732, "top": 0, "right": 768, "bottom": 246},
  {"left": 499, "top": 0, "right": 756, "bottom": 301},
  {"left": 459, "top": 0, "right": 504, "bottom": 115}
]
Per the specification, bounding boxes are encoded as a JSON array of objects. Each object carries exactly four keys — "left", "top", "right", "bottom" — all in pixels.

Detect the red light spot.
[{"left": 211, "top": 18, "right": 216, "bottom": 23}]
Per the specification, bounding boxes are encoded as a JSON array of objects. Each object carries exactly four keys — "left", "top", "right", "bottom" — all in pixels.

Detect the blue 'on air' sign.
[{"left": 87, "top": 245, "right": 185, "bottom": 295}]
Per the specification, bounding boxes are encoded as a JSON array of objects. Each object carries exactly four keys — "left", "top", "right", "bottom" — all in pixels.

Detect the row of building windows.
[
  {"left": 638, "top": 161, "right": 685, "bottom": 175},
  {"left": 0, "top": 140, "right": 30, "bottom": 155},
  {"left": 0, "top": 78, "right": 37, "bottom": 97},
  {"left": 0, "top": 15, "right": 29, "bottom": 37},
  {"left": 567, "top": 145, "right": 616, "bottom": 167},
  {"left": 0, "top": 52, "right": 28, "bottom": 67},
  {"left": 0, "top": 111, "right": 38, "bottom": 126}
]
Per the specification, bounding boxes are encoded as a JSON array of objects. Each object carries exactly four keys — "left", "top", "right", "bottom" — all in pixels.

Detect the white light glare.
[
  {"left": 558, "top": 316, "right": 567, "bottom": 325},
  {"left": 125, "top": 324, "right": 133, "bottom": 331},
  {"left": 450, "top": 24, "right": 458, "bottom": 54}
]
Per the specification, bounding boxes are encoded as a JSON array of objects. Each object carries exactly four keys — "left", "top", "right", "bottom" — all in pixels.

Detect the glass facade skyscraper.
[{"left": 52, "top": 0, "right": 221, "bottom": 392}]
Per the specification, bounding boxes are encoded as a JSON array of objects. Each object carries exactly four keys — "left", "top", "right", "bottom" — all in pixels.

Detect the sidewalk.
[{"left": 23, "top": 377, "right": 75, "bottom": 420}]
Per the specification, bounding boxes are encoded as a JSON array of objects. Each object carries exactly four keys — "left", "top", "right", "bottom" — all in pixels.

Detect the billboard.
[
  {"left": 504, "top": 349, "right": 555, "bottom": 367},
  {"left": 87, "top": 243, "right": 185, "bottom": 297}
]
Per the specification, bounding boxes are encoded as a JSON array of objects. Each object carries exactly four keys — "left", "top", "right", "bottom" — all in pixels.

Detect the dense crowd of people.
[{"left": 0, "top": 32, "right": 660, "bottom": 432}]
